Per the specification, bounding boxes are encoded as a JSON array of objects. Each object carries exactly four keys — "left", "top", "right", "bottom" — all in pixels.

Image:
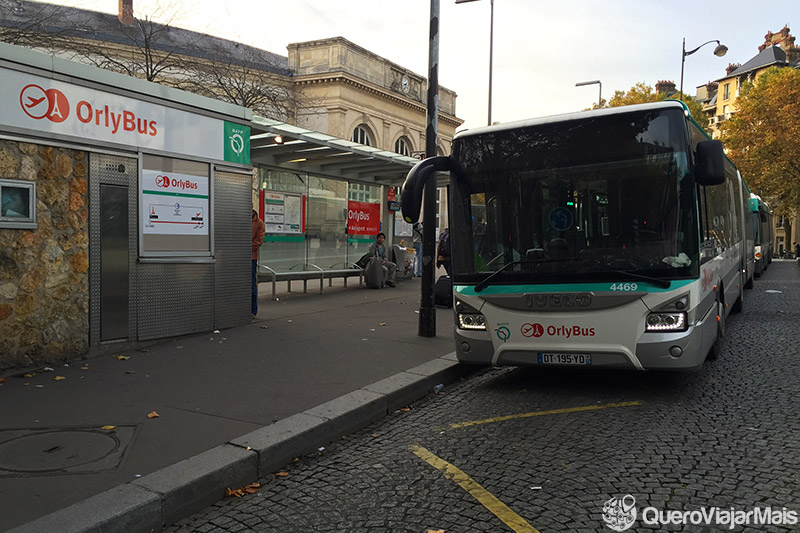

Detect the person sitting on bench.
[{"left": 369, "top": 232, "right": 397, "bottom": 287}]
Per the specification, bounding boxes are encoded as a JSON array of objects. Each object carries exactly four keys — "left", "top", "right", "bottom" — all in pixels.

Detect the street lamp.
[
  {"left": 680, "top": 38, "right": 728, "bottom": 101},
  {"left": 456, "top": 0, "right": 494, "bottom": 125},
  {"left": 575, "top": 79, "right": 602, "bottom": 109}
]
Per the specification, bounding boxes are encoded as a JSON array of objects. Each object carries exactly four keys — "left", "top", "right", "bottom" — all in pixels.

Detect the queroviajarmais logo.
[{"left": 603, "top": 494, "right": 637, "bottom": 531}]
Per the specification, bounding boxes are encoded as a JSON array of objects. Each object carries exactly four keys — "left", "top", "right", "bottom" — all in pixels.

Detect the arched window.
[
  {"left": 352, "top": 125, "right": 372, "bottom": 146},
  {"left": 394, "top": 136, "right": 411, "bottom": 156}
]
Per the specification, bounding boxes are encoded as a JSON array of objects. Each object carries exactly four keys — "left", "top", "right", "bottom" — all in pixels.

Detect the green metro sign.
[{"left": 224, "top": 121, "right": 250, "bottom": 165}]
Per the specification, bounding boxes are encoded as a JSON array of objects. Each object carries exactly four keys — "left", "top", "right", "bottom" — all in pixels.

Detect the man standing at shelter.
[
  {"left": 252, "top": 209, "right": 266, "bottom": 317},
  {"left": 369, "top": 232, "right": 397, "bottom": 287}
]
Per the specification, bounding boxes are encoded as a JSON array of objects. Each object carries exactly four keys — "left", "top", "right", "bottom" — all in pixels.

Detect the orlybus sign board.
[
  {"left": 0, "top": 66, "right": 249, "bottom": 165},
  {"left": 347, "top": 200, "right": 380, "bottom": 235}
]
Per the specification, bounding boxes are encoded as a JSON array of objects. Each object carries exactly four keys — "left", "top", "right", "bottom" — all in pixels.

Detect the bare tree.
[
  {"left": 64, "top": 1, "right": 196, "bottom": 83},
  {"left": 0, "top": 0, "right": 67, "bottom": 46},
  {"left": 177, "top": 42, "right": 301, "bottom": 121}
]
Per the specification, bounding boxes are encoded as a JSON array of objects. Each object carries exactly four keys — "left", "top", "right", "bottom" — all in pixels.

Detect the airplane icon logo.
[{"left": 19, "top": 84, "right": 70, "bottom": 123}]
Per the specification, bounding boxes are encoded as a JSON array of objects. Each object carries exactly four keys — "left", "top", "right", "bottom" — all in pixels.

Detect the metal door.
[{"left": 100, "top": 184, "right": 129, "bottom": 341}]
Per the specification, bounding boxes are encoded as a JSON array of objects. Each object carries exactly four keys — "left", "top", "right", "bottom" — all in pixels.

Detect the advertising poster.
[
  {"left": 264, "top": 191, "right": 304, "bottom": 234},
  {"left": 142, "top": 169, "right": 209, "bottom": 235},
  {"left": 347, "top": 200, "right": 381, "bottom": 235}
]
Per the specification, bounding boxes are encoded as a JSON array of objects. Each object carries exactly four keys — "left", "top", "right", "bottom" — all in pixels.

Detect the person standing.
[
  {"left": 369, "top": 232, "right": 397, "bottom": 287},
  {"left": 436, "top": 227, "right": 451, "bottom": 277},
  {"left": 412, "top": 222, "right": 423, "bottom": 277},
  {"left": 251, "top": 209, "right": 266, "bottom": 318}
]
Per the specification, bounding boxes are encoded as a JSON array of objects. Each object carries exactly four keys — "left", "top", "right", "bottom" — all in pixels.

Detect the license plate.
[{"left": 537, "top": 353, "right": 592, "bottom": 366}]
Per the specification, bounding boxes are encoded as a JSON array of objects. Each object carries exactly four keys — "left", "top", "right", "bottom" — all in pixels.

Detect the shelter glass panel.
[{"left": 307, "top": 176, "right": 348, "bottom": 268}]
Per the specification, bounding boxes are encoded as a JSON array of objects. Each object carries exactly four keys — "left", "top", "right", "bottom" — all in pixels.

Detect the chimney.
[
  {"left": 119, "top": 0, "right": 133, "bottom": 26},
  {"left": 655, "top": 80, "right": 676, "bottom": 95}
]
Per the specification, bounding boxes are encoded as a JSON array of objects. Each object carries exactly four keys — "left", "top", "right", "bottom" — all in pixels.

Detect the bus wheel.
[{"left": 707, "top": 296, "right": 725, "bottom": 360}]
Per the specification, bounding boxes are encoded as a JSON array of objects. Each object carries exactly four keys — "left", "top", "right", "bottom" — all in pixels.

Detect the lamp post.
[
  {"left": 680, "top": 38, "right": 728, "bottom": 101},
  {"left": 575, "top": 80, "right": 602, "bottom": 109},
  {"left": 456, "top": 0, "right": 494, "bottom": 125}
]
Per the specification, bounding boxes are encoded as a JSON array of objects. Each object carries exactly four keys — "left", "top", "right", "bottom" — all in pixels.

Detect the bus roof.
[{"left": 453, "top": 100, "right": 690, "bottom": 141}]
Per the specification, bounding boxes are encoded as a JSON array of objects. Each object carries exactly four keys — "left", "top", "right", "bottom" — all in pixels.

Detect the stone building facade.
[{"left": 0, "top": 141, "right": 89, "bottom": 367}]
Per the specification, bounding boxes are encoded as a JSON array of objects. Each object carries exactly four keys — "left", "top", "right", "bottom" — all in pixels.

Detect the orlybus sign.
[{"left": 3, "top": 66, "right": 226, "bottom": 162}]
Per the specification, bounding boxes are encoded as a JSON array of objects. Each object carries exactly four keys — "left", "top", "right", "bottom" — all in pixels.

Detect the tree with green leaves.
[
  {"left": 605, "top": 82, "right": 707, "bottom": 132},
  {"left": 721, "top": 66, "right": 800, "bottom": 222}
]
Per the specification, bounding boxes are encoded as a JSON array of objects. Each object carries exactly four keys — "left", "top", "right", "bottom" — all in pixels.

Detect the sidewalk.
[{"left": 0, "top": 276, "right": 460, "bottom": 532}]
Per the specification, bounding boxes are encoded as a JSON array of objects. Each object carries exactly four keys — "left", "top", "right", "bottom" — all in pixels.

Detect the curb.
[{"left": 9, "top": 353, "right": 466, "bottom": 533}]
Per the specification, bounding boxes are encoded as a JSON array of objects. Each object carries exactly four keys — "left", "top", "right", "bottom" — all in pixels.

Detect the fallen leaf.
[
  {"left": 54, "top": 376, "right": 66, "bottom": 381},
  {"left": 126, "top": 370, "right": 136, "bottom": 375},
  {"left": 80, "top": 365, "right": 89, "bottom": 371},
  {"left": 101, "top": 425, "right": 116, "bottom": 430},
  {"left": 428, "top": 530, "right": 446, "bottom": 533},
  {"left": 176, "top": 346, "right": 183, "bottom": 349},
  {"left": 24, "top": 373, "right": 36, "bottom": 378},
  {"left": 147, "top": 411, "right": 160, "bottom": 419},
  {"left": 0, "top": 378, "right": 7, "bottom": 384},
  {"left": 115, "top": 355, "right": 130, "bottom": 361},
  {"left": 260, "top": 325, "right": 268, "bottom": 329},
  {"left": 379, "top": 322, "right": 387, "bottom": 326},
  {"left": 244, "top": 482, "right": 260, "bottom": 494},
  {"left": 275, "top": 471, "right": 289, "bottom": 477},
  {"left": 226, "top": 487, "right": 245, "bottom": 498}
]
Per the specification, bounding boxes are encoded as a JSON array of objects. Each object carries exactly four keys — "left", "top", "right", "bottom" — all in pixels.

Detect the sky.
[{"left": 42, "top": 0, "right": 796, "bottom": 132}]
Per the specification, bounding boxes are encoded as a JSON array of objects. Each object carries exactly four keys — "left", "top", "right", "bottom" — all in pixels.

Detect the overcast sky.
[{"left": 46, "top": 0, "right": 795, "bottom": 132}]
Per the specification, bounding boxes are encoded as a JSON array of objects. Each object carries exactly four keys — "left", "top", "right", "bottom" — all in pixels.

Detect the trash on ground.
[{"left": 147, "top": 411, "right": 160, "bottom": 419}]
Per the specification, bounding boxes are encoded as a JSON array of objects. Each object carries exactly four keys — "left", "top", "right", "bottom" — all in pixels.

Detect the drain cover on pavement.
[{"left": 0, "top": 426, "right": 136, "bottom": 477}]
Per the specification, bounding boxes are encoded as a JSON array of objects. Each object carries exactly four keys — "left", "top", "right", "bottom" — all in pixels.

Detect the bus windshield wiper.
[
  {"left": 475, "top": 260, "right": 528, "bottom": 292},
  {"left": 603, "top": 270, "right": 671, "bottom": 289}
]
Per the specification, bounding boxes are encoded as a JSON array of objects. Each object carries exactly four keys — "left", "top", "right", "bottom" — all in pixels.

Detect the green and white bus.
[
  {"left": 402, "top": 101, "right": 751, "bottom": 371},
  {"left": 750, "top": 193, "right": 773, "bottom": 276}
]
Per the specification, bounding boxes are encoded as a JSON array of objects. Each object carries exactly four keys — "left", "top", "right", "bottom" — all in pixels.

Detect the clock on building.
[{"left": 401, "top": 76, "right": 410, "bottom": 94}]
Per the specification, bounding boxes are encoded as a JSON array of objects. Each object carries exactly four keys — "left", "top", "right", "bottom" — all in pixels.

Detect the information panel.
[
  {"left": 264, "top": 191, "right": 304, "bottom": 234},
  {"left": 142, "top": 170, "right": 209, "bottom": 236}
]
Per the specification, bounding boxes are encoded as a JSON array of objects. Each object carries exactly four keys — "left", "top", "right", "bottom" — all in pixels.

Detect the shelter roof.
[{"left": 249, "top": 117, "right": 426, "bottom": 186}]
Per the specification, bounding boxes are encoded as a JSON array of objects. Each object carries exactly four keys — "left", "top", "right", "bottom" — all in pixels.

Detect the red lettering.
[
  {"left": 110, "top": 112, "right": 121, "bottom": 134},
  {"left": 123, "top": 110, "right": 135, "bottom": 131},
  {"left": 76, "top": 101, "right": 92, "bottom": 123},
  {"left": 149, "top": 121, "right": 158, "bottom": 136},
  {"left": 137, "top": 117, "right": 148, "bottom": 134}
]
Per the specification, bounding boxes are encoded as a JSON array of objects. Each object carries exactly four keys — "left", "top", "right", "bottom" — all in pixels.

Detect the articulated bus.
[
  {"left": 750, "top": 193, "right": 774, "bottom": 276},
  {"left": 402, "top": 101, "right": 752, "bottom": 371}
]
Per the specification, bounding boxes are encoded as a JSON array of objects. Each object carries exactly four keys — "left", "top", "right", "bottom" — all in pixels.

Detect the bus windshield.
[{"left": 450, "top": 108, "right": 699, "bottom": 285}]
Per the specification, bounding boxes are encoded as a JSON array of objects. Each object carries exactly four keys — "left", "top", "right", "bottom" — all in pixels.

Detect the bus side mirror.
[
  {"left": 400, "top": 156, "right": 452, "bottom": 223},
  {"left": 695, "top": 140, "right": 725, "bottom": 186}
]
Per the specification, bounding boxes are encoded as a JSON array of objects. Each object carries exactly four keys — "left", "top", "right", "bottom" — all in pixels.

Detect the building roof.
[
  {"left": 0, "top": 0, "right": 290, "bottom": 75},
  {"left": 719, "top": 45, "right": 787, "bottom": 80}
]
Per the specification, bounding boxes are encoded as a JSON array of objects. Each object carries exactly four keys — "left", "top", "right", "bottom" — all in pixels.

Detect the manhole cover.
[{"left": 0, "top": 426, "right": 136, "bottom": 476}]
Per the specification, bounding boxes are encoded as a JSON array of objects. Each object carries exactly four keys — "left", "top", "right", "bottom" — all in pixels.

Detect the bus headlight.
[
  {"left": 458, "top": 313, "right": 487, "bottom": 330},
  {"left": 645, "top": 312, "right": 686, "bottom": 332}
]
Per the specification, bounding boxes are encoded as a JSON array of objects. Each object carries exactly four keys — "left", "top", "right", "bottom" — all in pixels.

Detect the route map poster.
[
  {"left": 264, "top": 191, "right": 304, "bottom": 234},
  {"left": 142, "top": 169, "right": 209, "bottom": 236}
]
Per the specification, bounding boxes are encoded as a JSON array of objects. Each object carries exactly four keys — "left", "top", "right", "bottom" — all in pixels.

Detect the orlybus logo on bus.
[{"left": 522, "top": 322, "right": 595, "bottom": 338}]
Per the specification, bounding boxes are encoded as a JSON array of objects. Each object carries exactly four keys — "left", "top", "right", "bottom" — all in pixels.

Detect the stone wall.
[{"left": 0, "top": 140, "right": 89, "bottom": 369}]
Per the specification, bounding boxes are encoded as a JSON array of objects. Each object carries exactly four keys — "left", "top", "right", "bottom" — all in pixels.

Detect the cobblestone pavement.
[{"left": 167, "top": 261, "right": 800, "bottom": 533}]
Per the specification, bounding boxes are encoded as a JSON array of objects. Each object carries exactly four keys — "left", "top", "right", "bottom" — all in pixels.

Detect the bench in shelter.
[{"left": 257, "top": 263, "right": 364, "bottom": 300}]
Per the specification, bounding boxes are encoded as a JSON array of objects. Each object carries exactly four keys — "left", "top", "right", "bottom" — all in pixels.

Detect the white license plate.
[{"left": 537, "top": 353, "right": 592, "bottom": 366}]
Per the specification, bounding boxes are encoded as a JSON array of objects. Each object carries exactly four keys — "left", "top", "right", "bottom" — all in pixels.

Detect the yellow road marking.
[
  {"left": 410, "top": 445, "right": 539, "bottom": 533},
  {"left": 448, "top": 401, "right": 643, "bottom": 429}
]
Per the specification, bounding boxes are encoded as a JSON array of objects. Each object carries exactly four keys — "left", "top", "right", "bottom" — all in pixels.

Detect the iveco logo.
[{"left": 526, "top": 293, "right": 592, "bottom": 308}]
